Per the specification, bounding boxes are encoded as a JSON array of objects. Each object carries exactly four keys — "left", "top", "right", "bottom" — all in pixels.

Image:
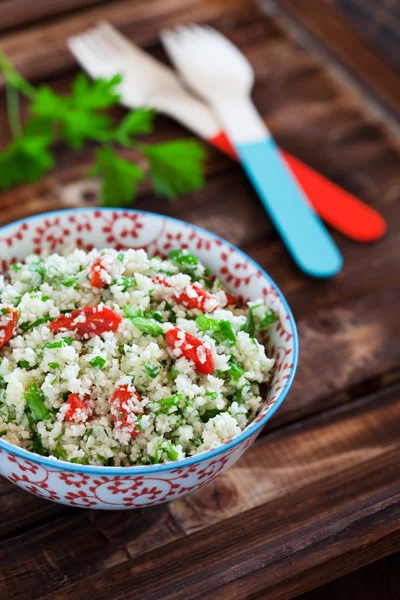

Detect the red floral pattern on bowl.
[{"left": 0, "top": 208, "right": 298, "bottom": 509}]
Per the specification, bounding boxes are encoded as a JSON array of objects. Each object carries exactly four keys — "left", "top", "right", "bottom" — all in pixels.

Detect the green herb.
[
  {"left": 195, "top": 314, "right": 236, "bottom": 347},
  {"left": 157, "top": 394, "right": 182, "bottom": 413},
  {"left": 204, "top": 391, "right": 218, "bottom": 400},
  {"left": 89, "top": 356, "right": 106, "bottom": 369},
  {"left": 97, "top": 454, "right": 113, "bottom": 466},
  {"left": 11, "top": 262, "right": 22, "bottom": 271},
  {"left": 168, "top": 367, "right": 179, "bottom": 381},
  {"left": 48, "top": 362, "right": 60, "bottom": 369},
  {"left": 42, "top": 295, "right": 50, "bottom": 302},
  {"left": 143, "top": 362, "right": 160, "bottom": 379},
  {"left": 0, "top": 429, "right": 7, "bottom": 436},
  {"left": 61, "top": 391, "right": 70, "bottom": 401},
  {"left": 111, "top": 275, "right": 137, "bottom": 292},
  {"left": 142, "top": 140, "right": 206, "bottom": 200},
  {"left": 168, "top": 249, "right": 199, "bottom": 267},
  {"left": 259, "top": 308, "right": 278, "bottom": 331},
  {"left": 228, "top": 359, "right": 244, "bottom": 382},
  {"left": 0, "top": 55, "right": 206, "bottom": 207},
  {"left": 0, "top": 307, "right": 10, "bottom": 316},
  {"left": 85, "top": 428, "right": 94, "bottom": 440},
  {"left": 25, "top": 409, "right": 48, "bottom": 456},
  {"left": 201, "top": 409, "right": 222, "bottom": 422},
  {"left": 17, "top": 360, "right": 32, "bottom": 369},
  {"left": 54, "top": 431, "right": 64, "bottom": 441},
  {"left": 59, "top": 276, "right": 79, "bottom": 287},
  {"left": 117, "top": 253, "right": 125, "bottom": 262},
  {"left": 167, "top": 444, "right": 179, "bottom": 461},
  {"left": 28, "top": 257, "right": 46, "bottom": 287},
  {"left": 20, "top": 316, "right": 54, "bottom": 333},
  {"left": 54, "top": 445, "right": 67, "bottom": 460},
  {"left": 241, "top": 307, "right": 255, "bottom": 337},
  {"left": 24, "top": 382, "right": 50, "bottom": 421},
  {"left": 70, "top": 456, "right": 89, "bottom": 465},
  {"left": 136, "top": 413, "right": 143, "bottom": 431},
  {"left": 44, "top": 336, "right": 73, "bottom": 349},
  {"left": 144, "top": 310, "right": 163, "bottom": 322},
  {"left": 195, "top": 313, "right": 220, "bottom": 332},
  {"left": 123, "top": 305, "right": 163, "bottom": 337}
]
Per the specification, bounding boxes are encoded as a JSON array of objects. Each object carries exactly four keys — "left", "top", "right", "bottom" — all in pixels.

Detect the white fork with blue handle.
[{"left": 161, "top": 26, "right": 343, "bottom": 278}]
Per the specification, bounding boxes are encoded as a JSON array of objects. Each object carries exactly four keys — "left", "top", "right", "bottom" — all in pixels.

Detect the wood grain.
[
  {"left": 0, "top": 0, "right": 111, "bottom": 33},
  {"left": 271, "top": 0, "right": 400, "bottom": 119},
  {"left": 1, "top": 0, "right": 400, "bottom": 597},
  {"left": 1, "top": 385, "right": 396, "bottom": 599}
]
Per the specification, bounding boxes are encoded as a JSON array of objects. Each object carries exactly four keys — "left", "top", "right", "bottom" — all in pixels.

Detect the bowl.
[{"left": 0, "top": 208, "right": 298, "bottom": 509}]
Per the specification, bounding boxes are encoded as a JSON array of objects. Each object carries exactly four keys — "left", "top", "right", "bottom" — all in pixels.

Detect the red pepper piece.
[
  {"left": 0, "top": 307, "right": 18, "bottom": 349},
  {"left": 89, "top": 257, "right": 109, "bottom": 289},
  {"left": 110, "top": 385, "right": 142, "bottom": 437},
  {"left": 50, "top": 306, "right": 122, "bottom": 337},
  {"left": 224, "top": 292, "right": 236, "bottom": 307},
  {"left": 165, "top": 327, "right": 214, "bottom": 375},
  {"left": 154, "top": 276, "right": 219, "bottom": 312},
  {"left": 64, "top": 393, "right": 92, "bottom": 423}
]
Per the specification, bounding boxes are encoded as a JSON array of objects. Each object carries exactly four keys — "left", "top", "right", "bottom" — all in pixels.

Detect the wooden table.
[{"left": 1, "top": 1, "right": 400, "bottom": 598}]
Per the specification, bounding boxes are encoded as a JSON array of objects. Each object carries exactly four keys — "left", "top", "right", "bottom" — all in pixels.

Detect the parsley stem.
[{"left": 6, "top": 85, "right": 22, "bottom": 139}]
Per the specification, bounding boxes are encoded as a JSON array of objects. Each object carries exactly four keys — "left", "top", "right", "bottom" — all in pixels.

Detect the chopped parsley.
[
  {"left": 20, "top": 316, "right": 55, "bottom": 333},
  {"left": 48, "top": 362, "right": 60, "bottom": 369},
  {"left": 123, "top": 305, "right": 164, "bottom": 337},
  {"left": 143, "top": 362, "right": 160, "bottom": 379},
  {"left": 136, "top": 413, "right": 143, "bottom": 431},
  {"left": 167, "top": 444, "right": 179, "bottom": 461},
  {"left": 44, "top": 336, "right": 73, "bottom": 349},
  {"left": 259, "top": 308, "right": 278, "bottom": 331},
  {"left": 111, "top": 275, "right": 137, "bottom": 292},
  {"left": 228, "top": 359, "right": 244, "bottom": 382},
  {"left": 17, "top": 360, "right": 32, "bottom": 369},
  {"left": 54, "top": 445, "right": 67, "bottom": 459},
  {"left": 195, "top": 313, "right": 236, "bottom": 346},
  {"left": 59, "top": 276, "right": 79, "bottom": 287},
  {"left": 89, "top": 356, "right": 106, "bottom": 368},
  {"left": 24, "top": 382, "right": 51, "bottom": 420}
]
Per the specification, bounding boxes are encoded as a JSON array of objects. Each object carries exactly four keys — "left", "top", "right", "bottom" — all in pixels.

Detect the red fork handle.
[{"left": 210, "top": 132, "right": 386, "bottom": 242}]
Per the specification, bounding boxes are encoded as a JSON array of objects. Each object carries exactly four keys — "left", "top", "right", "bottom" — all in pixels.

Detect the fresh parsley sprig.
[{"left": 0, "top": 54, "right": 206, "bottom": 206}]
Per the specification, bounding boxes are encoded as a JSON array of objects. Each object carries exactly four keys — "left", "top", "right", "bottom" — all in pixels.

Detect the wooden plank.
[
  {"left": 0, "top": 384, "right": 396, "bottom": 599},
  {"left": 0, "top": 0, "right": 244, "bottom": 88},
  {"left": 298, "top": 550, "right": 400, "bottom": 600},
  {"left": 271, "top": 0, "right": 400, "bottom": 118},
  {"left": 0, "top": 0, "right": 111, "bottom": 34}
]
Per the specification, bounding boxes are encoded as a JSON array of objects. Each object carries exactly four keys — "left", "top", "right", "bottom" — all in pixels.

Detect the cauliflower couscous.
[{"left": 0, "top": 247, "right": 276, "bottom": 466}]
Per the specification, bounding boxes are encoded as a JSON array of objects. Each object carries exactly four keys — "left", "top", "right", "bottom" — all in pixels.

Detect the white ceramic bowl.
[{"left": 0, "top": 208, "right": 298, "bottom": 509}]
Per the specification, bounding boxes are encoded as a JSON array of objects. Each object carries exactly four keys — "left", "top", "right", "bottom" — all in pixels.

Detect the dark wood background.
[
  {"left": 330, "top": 0, "right": 400, "bottom": 73},
  {"left": 0, "top": 0, "right": 400, "bottom": 598}
]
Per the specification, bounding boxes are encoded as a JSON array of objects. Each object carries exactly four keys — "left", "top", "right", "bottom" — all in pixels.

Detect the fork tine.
[
  {"left": 96, "top": 21, "right": 138, "bottom": 56},
  {"left": 82, "top": 28, "right": 121, "bottom": 62},
  {"left": 68, "top": 36, "right": 107, "bottom": 79}
]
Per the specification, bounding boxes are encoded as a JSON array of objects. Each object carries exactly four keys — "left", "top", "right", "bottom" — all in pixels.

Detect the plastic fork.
[
  {"left": 68, "top": 23, "right": 386, "bottom": 245},
  {"left": 162, "top": 26, "right": 344, "bottom": 277}
]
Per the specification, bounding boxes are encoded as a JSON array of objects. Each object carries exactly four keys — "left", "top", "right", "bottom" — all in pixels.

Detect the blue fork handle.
[{"left": 236, "top": 138, "right": 343, "bottom": 278}]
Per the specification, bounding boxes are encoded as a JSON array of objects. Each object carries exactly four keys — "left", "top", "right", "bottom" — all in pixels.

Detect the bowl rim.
[{"left": 0, "top": 207, "right": 298, "bottom": 474}]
